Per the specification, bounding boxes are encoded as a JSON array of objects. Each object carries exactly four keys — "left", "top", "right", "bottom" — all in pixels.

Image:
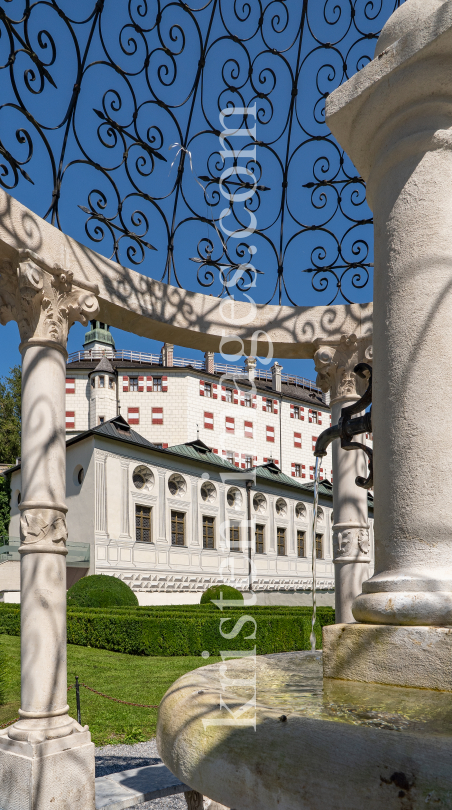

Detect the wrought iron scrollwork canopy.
[{"left": 0, "top": 0, "right": 404, "bottom": 304}]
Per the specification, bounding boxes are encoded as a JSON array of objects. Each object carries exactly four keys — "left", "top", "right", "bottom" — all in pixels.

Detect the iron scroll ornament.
[
  {"left": 0, "top": 0, "right": 405, "bottom": 305},
  {"left": 340, "top": 363, "right": 373, "bottom": 490}
]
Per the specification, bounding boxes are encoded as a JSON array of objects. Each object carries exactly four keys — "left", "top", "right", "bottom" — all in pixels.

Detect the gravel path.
[{"left": 95, "top": 739, "right": 206, "bottom": 810}]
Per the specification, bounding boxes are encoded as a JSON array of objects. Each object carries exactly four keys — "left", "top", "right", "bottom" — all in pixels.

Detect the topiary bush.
[
  {"left": 200, "top": 584, "right": 243, "bottom": 606},
  {"left": 67, "top": 574, "right": 139, "bottom": 608}
]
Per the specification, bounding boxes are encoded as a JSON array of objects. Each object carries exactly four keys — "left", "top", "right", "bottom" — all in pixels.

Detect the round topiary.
[
  {"left": 67, "top": 574, "right": 139, "bottom": 608},
  {"left": 200, "top": 584, "right": 244, "bottom": 607}
]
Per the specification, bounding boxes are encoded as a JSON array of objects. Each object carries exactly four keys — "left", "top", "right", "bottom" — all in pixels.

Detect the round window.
[
  {"left": 168, "top": 473, "right": 187, "bottom": 496},
  {"left": 295, "top": 502, "right": 306, "bottom": 519},
  {"left": 227, "top": 487, "right": 242, "bottom": 509},
  {"left": 253, "top": 492, "right": 267, "bottom": 514},
  {"left": 275, "top": 498, "right": 287, "bottom": 516},
  {"left": 133, "top": 465, "right": 154, "bottom": 491},
  {"left": 201, "top": 481, "right": 216, "bottom": 503}
]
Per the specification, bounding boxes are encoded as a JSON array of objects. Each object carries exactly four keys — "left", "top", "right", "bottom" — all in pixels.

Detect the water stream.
[{"left": 310, "top": 457, "right": 322, "bottom": 651}]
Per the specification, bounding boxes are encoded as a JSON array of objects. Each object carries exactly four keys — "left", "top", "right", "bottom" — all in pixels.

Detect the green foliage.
[
  {"left": 67, "top": 575, "right": 139, "bottom": 608},
  {"left": 0, "top": 366, "right": 21, "bottom": 466},
  {"left": 0, "top": 473, "right": 11, "bottom": 539},
  {"left": 0, "top": 642, "right": 5, "bottom": 706},
  {"left": 200, "top": 584, "right": 243, "bottom": 605},
  {"left": 0, "top": 634, "right": 221, "bottom": 746},
  {"left": 0, "top": 603, "right": 334, "bottom": 655}
]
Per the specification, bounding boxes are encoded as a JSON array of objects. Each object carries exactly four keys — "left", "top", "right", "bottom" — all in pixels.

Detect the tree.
[{"left": 0, "top": 366, "right": 21, "bottom": 465}]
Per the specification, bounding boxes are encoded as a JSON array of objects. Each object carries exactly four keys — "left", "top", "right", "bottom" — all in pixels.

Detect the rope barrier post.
[{"left": 75, "top": 676, "right": 81, "bottom": 726}]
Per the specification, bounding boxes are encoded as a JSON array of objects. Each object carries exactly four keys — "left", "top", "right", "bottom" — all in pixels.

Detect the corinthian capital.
[
  {"left": 314, "top": 334, "right": 372, "bottom": 404},
  {"left": 0, "top": 249, "right": 99, "bottom": 350}
]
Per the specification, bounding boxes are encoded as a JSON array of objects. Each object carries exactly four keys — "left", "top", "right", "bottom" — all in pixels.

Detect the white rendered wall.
[{"left": 65, "top": 365, "right": 333, "bottom": 481}]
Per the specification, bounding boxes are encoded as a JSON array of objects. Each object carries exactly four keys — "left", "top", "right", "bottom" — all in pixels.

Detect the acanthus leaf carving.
[
  {"left": 0, "top": 251, "right": 99, "bottom": 348},
  {"left": 314, "top": 334, "right": 372, "bottom": 404}
]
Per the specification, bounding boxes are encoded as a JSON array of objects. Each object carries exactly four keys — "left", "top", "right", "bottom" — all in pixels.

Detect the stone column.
[
  {"left": 0, "top": 249, "right": 99, "bottom": 809},
  {"left": 315, "top": 335, "right": 372, "bottom": 623},
  {"left": 325, "top": 0, "right": 452, "bottom": 629}
]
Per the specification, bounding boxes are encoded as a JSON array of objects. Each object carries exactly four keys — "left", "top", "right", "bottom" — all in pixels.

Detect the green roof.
[{"left": 166, "top": 439, "right": 237, "bottom": 469}]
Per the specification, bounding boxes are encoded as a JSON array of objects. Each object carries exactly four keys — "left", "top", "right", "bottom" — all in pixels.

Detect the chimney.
[
  {"left": 245, "top": 356, "right": 256, "bottom": 382},
  {"left": 161, "top": 343, "right": 174, "bottom": 367},
  {"left": 204, "top": 351, "right": 215, "bottom": 374},
  {"left": 271, "top": 362, "right": 282, "bottom": 393}
]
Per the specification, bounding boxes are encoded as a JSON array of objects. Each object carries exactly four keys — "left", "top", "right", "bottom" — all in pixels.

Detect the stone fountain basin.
[{"left": 157, "top": 651, "right": 452, "bottom": 810}]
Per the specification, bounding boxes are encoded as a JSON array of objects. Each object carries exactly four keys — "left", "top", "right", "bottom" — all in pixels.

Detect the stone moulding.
[{"left": 0, "top": 189, "right": 372, "bottom": 358}]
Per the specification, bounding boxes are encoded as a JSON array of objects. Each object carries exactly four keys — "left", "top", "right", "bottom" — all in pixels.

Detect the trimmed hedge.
[
  {"left": 0, "top": 604, "right": 334, "bottom": 656},
  {"left": 67, "top": 574, "right": 138, "bottom": 608},
  {"left": 200, "top": 584, "right": 243, "bottom": 605}
]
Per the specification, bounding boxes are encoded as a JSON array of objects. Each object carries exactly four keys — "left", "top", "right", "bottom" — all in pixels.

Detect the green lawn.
[{"left": 0, "top": 635, "right": 220, "bottom": 746}]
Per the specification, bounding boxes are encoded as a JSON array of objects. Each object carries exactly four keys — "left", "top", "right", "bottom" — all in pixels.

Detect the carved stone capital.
[
  {"left": 314, "top": 334, "right": 372, "bottom": 404},
  {"left": 333, "top": 523, "right": 371, "bottom": 563},
  {"left": 0, "top": 249, "right": 99, "bottom": 350}
]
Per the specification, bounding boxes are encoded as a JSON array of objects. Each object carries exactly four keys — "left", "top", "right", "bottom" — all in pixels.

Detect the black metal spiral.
[{"left": 0, "top": 0, "right": 404, "bottom": 304}]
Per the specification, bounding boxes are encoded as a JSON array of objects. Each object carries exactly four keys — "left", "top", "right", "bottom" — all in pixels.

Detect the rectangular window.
[
  {"left": 98, "top": 416, "right": 105, "bottom": 425},
  {"left": 266, "top": 425, "right": 275, "bottom": 443},
  {"left": 225, "top": 416, "right": 235, "bottom": 433},
  {"left": 316, "top": 533, "right": 323, "bottom": 559},
  {"left": 294, "top": 463, "right": 301, "bottom": 477},
  {"left": 277, "top": 527, "right": 286, "bottom": 556},
  {"left": 65, "top": 411, "right": 75, "bottom": 429},
  {"left": 312, "top": 410, "right": 318, "bottom": 424},
  {"left": 225, "top": 388, "right": 233, "bottom": 403},
  {"left": 244, "top": 392, "right": 251, "bottom": 407},
  {"left": 108, "top": 377, "right": 115, "bottom": 389},
  {"left": 153, "top": 377, "right": 162, "bottom": 392},
  {"left": 128, "top": 407, "right": 140, "bottom": 425},
  {"left": 204, "top": 411, "right": 214, "bottom": 430},
  {"left": 152, "top": 407, "right": 163, "bottom": 425},
  {"left": 244, "top": 455, "right": 253, "bottom": 469},
  {"left": 255, "top": 524, "right": 265, "bottom": 554},
  {"left": 293, "top": 405, "right": 299, "bottom": 419},
  {"left": 226, "top": 450, "right": 235, "bottom": 465},
  {"left": 91, "top": 377, "right": 95, "bottom": 388},
  {"left": 202, "top": 515, "right": 215, "bottom": 549},
  {"left": 136, "top": 504, "right": 152, "bottom": 543},
  {"left": 230, "top": 521, "right": 241, "bottom": 552},
  {"left": 129, "top": 377, "right": 138, "bottom": 392},
  {"left": 297, "top": 530, "right": 306, "bottom": 558},
  {"left": 266, "top": 399, "right": 273, "bottom": 413},
  {"left": 99, "top": 376, "right": 105, "bottom": 388},
  {"left": 204, "top": 382, "right": 212, "bottom": 398},
  {"left": 171, "top": 511, "right": 185, "bottom": 546}
]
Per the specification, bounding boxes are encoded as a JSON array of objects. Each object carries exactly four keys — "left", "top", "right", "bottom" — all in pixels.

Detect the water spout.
[{"left": 310, "top": 457, "right": 322, "bottom": 651}]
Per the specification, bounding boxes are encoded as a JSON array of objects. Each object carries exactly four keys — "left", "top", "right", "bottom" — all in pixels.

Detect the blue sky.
[{"left": 0, "top": 0, "right": 400, "bottom": 382}]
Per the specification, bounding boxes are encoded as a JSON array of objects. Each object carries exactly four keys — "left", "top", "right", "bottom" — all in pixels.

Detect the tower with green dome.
[{"left": 83, "top": 320, "right": 115, "bottom": 357}]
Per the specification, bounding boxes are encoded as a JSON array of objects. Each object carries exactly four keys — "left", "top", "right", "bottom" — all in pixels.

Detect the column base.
[
  {"left": 323, "top": 623, "right": 452, "bottom": 691},
  {"left": 0, "top": 727, "right": 95, "bottom": 810}
]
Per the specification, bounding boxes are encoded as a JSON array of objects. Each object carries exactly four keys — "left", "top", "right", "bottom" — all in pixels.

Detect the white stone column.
[
  {"left": 315, "top": 336, "right": 372, "bottom": 623},
  {"left": 0, "top": 249, "right": 99, "bottom": 808},
  {"left": 324, "top": 0, "right": 452, "bottom": 641}
]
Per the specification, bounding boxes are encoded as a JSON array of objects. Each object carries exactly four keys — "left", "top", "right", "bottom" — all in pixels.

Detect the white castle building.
[
  {"left": 65, "top": 321, "right": 335, "bottom": 481},
  {"left": 3, "top": 323, "right": 374, "bottom": 604}
]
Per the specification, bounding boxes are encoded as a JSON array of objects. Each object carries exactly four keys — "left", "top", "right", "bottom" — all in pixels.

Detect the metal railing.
[{"left": 67, "top": 350, "right": 322, "bottom": 394}]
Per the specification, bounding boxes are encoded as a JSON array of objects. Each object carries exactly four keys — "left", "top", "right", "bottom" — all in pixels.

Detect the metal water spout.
[{"left": 314, "top": 363, "right": 373, "bottom": 490}]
